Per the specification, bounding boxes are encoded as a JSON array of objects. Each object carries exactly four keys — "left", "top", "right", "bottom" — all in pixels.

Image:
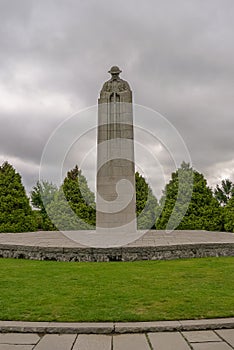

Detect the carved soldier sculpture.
[{"left": 96, "top": 66, "right": 136, "bottom": 233}]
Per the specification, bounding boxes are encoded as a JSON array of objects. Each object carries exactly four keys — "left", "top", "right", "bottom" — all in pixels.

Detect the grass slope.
[{"left": 0, "top": 257, "right": 233, "bottom": 322}]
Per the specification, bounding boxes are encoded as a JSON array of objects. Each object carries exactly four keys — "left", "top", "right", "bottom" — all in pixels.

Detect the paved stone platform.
[
  {"left": 0, "top": 321, "right": 234, "bottom": 349},
  {"left": 0, "top": 230, "right": 233, "bottom": 262}
]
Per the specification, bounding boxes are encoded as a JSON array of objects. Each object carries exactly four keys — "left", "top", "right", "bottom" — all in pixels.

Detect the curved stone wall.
[{"left": 0, "top": 242, "right": 233, "bottom": 262}]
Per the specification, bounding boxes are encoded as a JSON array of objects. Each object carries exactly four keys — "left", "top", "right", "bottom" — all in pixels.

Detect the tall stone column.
[{"left": 96, "top": 66, "right": 136, "bottom": 233}]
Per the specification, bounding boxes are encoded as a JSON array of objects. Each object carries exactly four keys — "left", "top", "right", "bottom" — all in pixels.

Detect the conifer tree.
[
  {"left": 46, "top": 165, "right": 95, "bottom": 230},
  {"left": 223, "top": 196, "right": 234, "bottom": 232},
  {"left": 0, "top": 162, "right": 36, "bottom": 232},
  {"left": 30, "top": 181, "right": 58, "bottom": 230},
  {"left": 135, "top": 172, "right": 158, "bottom": 229},
  {"left": 156, "top": 162, "right": 223, "bottom": 231},
  {"left": 214, "top": 179, "right": 234, "bottom": 206}
]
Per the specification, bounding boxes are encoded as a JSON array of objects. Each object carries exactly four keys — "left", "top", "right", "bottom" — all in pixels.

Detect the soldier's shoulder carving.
[{"left": 101, "top": 79, "right": 130, "bottom": 93}]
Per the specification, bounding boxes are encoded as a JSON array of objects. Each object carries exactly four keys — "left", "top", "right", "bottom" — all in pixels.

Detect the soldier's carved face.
[{"left": 112, "top": 73, "right": 119, "bottom": 80}]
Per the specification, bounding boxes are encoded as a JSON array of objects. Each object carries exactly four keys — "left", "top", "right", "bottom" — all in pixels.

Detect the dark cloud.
[{"left": 0, "top": 0, "right": 234, "bottom": 195}]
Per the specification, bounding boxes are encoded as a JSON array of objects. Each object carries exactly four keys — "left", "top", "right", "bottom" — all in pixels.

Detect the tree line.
[{"left": 0, "top": 161, "right": 233, "bottom": 233}]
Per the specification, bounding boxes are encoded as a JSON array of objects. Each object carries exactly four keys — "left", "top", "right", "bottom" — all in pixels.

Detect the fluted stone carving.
[{"left": 96, "top": 66, "right": 136, "bottom": 233}]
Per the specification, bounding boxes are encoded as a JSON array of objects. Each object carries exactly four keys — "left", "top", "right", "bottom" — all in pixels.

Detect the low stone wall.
[{"left": 0, "top": 243, "right": 233, "bottom": 262}]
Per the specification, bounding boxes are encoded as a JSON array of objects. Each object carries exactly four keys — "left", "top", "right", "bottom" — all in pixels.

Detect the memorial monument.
[{"left": 96, "top": 66, "right": 136, "bottom": 233}]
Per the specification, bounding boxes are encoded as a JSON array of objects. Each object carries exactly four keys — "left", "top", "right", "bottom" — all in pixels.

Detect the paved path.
[
  {"left": 0, "top": 328, "right": 234, "bottom": 349},
  {"left": 1, "top": 320, "right": 234, "bottom": 349},
  {"left": 0, "top": 230, "right": 234, "bottom": 247}
]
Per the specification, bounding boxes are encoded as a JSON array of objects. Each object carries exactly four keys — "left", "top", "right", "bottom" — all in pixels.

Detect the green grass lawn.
[{"left": 0, "top": 257, "right": 233, "bottom": 322}]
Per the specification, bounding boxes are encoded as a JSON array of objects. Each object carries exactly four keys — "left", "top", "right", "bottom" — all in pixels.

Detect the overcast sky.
[{"left": 0, "top": 0, "right": 234, "bottom": 198}]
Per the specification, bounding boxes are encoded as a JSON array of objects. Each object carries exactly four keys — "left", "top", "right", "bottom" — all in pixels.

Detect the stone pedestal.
[{"left": 96, "top": 66, "right": 136, "bottom": 233}]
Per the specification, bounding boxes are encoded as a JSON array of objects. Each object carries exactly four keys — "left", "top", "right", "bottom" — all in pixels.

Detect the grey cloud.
[{"left": 0, "top": 0, "right": 234, "bottom": 195}]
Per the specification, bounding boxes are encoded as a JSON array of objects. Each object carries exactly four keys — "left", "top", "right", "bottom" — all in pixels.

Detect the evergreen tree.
[
  {"left": 0, "top": 162, "right": 36, "bottom": 232},
  {"left": 135, "top": 172, "right": 158, "bottom": 229},
  {"left": 46, "top": 188, "right": 93, "bottom": 230},
  {"left": 156, "top": 162, "right": 223, "bottom": 231},
  {"left": 30, "top": 181, "right": 58, "bottom": 230},
  {"left": 31, "top": 181, "right": 58, "bottom": 213},
  {"left": 47, "top": 165, "right": 95, "bottom": 230},
  {"left": 223, "top": 195, "right": 234, "bottom": 232},
  {"left": 214, "top": 179, "right": 234, "bottom": 206}
]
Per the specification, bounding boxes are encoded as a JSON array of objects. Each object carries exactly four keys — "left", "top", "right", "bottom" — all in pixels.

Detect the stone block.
[
  {"left": 216, "top": 329, "right": 234, "bottom": 346},
  {"left": 34, "top": 334, "right": 76, "bottom": 350},
  {"left": 0, "top": 333, "right": 40, "bottom": 345},
  {"left": 73, "top": 335, "right": 111, "bottom": 350},
  {"left": 0, "top": 345, "right": 33, "bottom": 350},
  {"left": 113, "top": 334, "right": 150, "bottom": 350},
  {"left": 191, "top": 342, "right": 232, "bottom": 349},
  {"left": 148, "top": 332, "right": 191, "bottom": 350},
  {"left": 182, "top": 330, "right": 222, "bottom": 343}
]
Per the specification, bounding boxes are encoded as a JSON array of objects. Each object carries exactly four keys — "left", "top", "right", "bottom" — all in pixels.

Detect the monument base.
[{"left": 0, "top": 230, "right": 233, "bottom": 261}]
